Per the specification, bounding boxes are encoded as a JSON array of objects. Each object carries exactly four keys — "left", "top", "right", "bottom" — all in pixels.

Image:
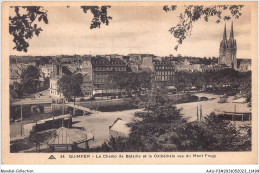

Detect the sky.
[{"left": 9, "top": 5, "right": 251, "bottom": 58}]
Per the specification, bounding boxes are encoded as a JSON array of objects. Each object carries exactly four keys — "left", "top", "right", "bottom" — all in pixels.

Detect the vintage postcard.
[{"left": 1, "top": 1, "right": 258, "bottom": 165}]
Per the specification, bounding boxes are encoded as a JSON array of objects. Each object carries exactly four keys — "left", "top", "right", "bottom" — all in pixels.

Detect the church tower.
[{"left": 218, "top": 22, "right": 237, "bottom": 70}]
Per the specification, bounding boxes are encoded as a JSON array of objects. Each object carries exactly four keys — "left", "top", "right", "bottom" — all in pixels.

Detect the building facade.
[
  {"left": 49, "top": 58, "right": 72, "bottom": 101},
  {"left": 219, "top": 23, "right": 237, "bottom": 69},
  {"left": 10, "top": 63, "right": 24, "bottom": 85},
  {"left": 237, "top": 59, "right": 251, "bottom": 72},
  {"left": 153, "top": 59, "right": 175, "bottom": 84},
  {"left": 91, "top": 56, "right": 127, "bottom": 90},
  {"left": 40, "top": 65, "right": 53, "bottom": 78}
]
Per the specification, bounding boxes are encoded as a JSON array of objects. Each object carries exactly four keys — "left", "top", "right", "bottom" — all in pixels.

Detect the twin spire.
[{"left": 223, "top": 22, "right": 234, "bottom": 40}]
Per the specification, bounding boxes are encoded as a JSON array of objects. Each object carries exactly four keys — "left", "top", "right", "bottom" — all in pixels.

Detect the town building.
[
  {"left": 140, "top": 56, "right": 154, "bottom": 71},
  {"left": 50, "top": 56, "right": 127, "bottom": 99},
  {"left": 49, "top": 58, "right": 72, "bottom": 102},
  {"left": 153, "top": 58, "right": 175, "bottom": 84},
  {"left": 109, "top": 118, "right": 130, "bottom": 138},
  {"left": 79, "top": 57, "right": 93, "bottom": 96},
  {"left": 237, "top": 59, "right": 251, "bottom": 72},
  {"left": 219, "top": 23, "right": 237, "bottom": 69},
  {"left": 40, "top": 65, "right": 53, "bottom": 78},
  {"left": 10, "top": 62, "right": 44, "bottom": 86},
  {"left": 10, "top": 63, "right": 25, "bottom": 85},
  {"left": 81, "top": 74, "right": 93, "bottom": 97},
  {"left": 91, "top": 56, "right": 127, "bottom": 90}
]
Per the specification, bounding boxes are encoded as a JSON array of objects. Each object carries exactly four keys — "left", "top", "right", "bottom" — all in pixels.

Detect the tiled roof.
[
  {"left": 48, "top": 127, "right": 94, "bottom": 145},
  {"left": 109, "top": 118, "right": 130, "bottom": 135},
  {"left": 62, "top": 66, "right": 73, "bottom": 75},
  {"left": 91, "top": 57, "right": 126, "bottom": 66}
]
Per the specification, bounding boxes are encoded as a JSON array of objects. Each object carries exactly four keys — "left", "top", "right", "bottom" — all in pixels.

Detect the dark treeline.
[
  {"left": 107, "top": 69, "right": 251, "bottom": 102},
  {"left": 171, "top": 69, "right": 251, "bottom": 100},
  {"left": 105, "top": 71, "right": 153, "bottom": 95}
]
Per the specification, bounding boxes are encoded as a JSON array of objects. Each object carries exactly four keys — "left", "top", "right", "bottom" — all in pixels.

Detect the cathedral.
[{"left": 218, "top": 22, "right": 237, "bottom": 69}]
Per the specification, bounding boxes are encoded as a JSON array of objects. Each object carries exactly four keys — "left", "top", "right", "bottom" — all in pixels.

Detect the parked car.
[{"left": 200, "top": 96, "right": 209, "bottom": 101}]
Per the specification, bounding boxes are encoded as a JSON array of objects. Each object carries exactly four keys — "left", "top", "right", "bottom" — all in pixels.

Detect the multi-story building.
[
  {"left": 91, "top": 56, "right": 127, "bottom": 90},
  {"left": 81, "top": 74, "right": 93, "bottom": 97},
  {"left": 79, "top": 57, "right": 93, "bottom": 97},
  {"left": 153, "top": 59, "right": 175, "bottom": 84},
  {"left": 50, "top": 58, "right": 72, "bottom": 102}
]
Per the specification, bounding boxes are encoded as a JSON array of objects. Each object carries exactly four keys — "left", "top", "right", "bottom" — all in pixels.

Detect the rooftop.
[
  {"left": 109, "top": 118, "right": 131, "bottom": 135},
  {"left": 48, "top": 127, "right": 94, "bottom": 145}
]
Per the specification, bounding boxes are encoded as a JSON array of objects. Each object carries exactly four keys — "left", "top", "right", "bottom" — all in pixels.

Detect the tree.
[
  {"left": 57, "top": 73, "right": 83, "bottom": 103},
  {"left": 163, "top": 5, "right": 244, "bottom": 50},
  {"left": 81, "top": 6, "right": 112, "bottom": 29},
  {"left": 9, "top": 6, "right": 112, "bottom": 52},
  {"left": 98, "top": 86, "right": 251, "bottom": 152},
  {"left": 29, "top": 128, "right": 56, "bottom": 152},
  {"left": 9, "top": 6, "right": 48, "bottom": 52},
  {"left": 20, "top": 65, "right": 41, "bottom": 94}
]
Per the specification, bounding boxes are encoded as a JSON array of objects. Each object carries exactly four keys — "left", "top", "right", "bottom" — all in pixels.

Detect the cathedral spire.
[
  {"left": 230, "top": 21, "right": 234, "bottom": 39},
  {"left": 223, "top": 23, "right": 227, "bottom": 40}
]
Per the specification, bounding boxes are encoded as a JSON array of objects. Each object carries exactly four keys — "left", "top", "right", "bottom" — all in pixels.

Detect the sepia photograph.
[{"left": 1, "top": 1, "right": 258, "bottom": 165}]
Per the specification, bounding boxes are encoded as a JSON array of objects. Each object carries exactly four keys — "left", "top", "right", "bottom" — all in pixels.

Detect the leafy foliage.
[
  {"left": 10, "top": 6, "right": 112, "bottom": 52},
  {"left": 20, "top": 65, "right": 41, "bottom": 94},
  {"left": 80, "top": 6, "right": 112, "bottom": 29},
  {"left": 163, "top": 5, "right": 244, "bottom": 50},
  {"left": 106, "top": 71, "right": 152, "bottom": 95},
  {"left": 9, "top": 6, "right": 48, "bottom": 52},
  {"left": 57, "top": 73, "right": 83, "bottom": 100},
  {"left": 237, "top": 71, "right": 252, "bottom": 106},
  {"left": 29, "top": 128, "right": 56, "bottom": 152},
  {"left": 171, "top": 69, "right": 251, "bottom": 102}
]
